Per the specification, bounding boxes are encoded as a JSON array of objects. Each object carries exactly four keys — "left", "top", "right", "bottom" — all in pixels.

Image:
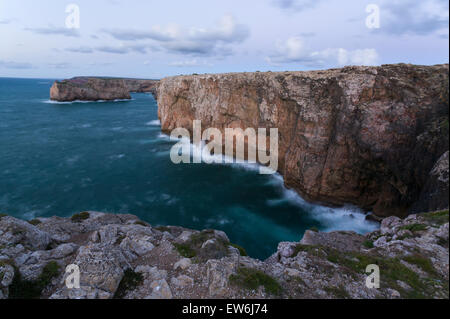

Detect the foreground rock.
[
  {"left": 157, "top": 64, "right": 449, "bottom": 217},
  {"left": 1, "top": 210, "right": 448, "bottom": 299},
  {"left": 50, "top": 77, "right": 158, "bottom": 102}
]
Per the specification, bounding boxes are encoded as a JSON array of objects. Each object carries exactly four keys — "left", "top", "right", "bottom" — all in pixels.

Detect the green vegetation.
[
  {"left": 363, "top": 240, "right": 374, "bottom": 249},
  {"left": 229, "top": 267, "right": 282, "bottom": 296},
  {"left": 173, "top": 243, "right": 197, "bottom": 258},
  {"left": 324, "top": 286, "right": 350, "bottom": 299},
  {"left": 9, "top": 261, "right": 60, "bottom": 299},
  {"left": 172, "top": 230, "right": 230, "bottom": 262},
  {"left": 309, "top": 227, "right": 319, "bottom": 233},
  {"left": 0, "top": 213, "right": 7, "bottom": 220},
  {"left": 292, "top": 244, "right": 326, "bottom": 258},
  {"left": 134, "top": 220, "right": 150, "bottom": 227},
  {"left": 113, "top": 269, "right": 144, "bottom": 299},
  {"left": 400, "top": 223, "right": 428, "bottom": 232},
  {"left": 230, "top": 243, "right": 248, "bottom": 256},
  {"left": 154, "top": 226, "right": 172, "bottom": 233},
  {"left": 422, "top": 209, "right": 449, "bottom": 226},
  {"left": 290, "top": 241, "right": 448, "bottom": 298},
  {"left": 28, "top": 219, "right": 42, "bottom": 226},
  {"left": 71, "top": 211, "right": 90, "bottom": 223},
  {"left": 403, "top": 254, "right": 436, "bottom": 275}
]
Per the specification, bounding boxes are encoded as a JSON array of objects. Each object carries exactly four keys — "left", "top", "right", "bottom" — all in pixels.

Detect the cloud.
[
  {"left": 0, "top": 60, "right": 33, "bottom": 69},
  {"left": 267, "top": 37, "right": 379, "bottom": 67},
  {"left": 64, "top": 43, "right": 156, "bottom": 55},
  {"left": 25, "top": 26, "right": 80, "bottom": 37},
  {"left": 95, "top": 44, "right": 152, "bottom": 54},
  {"left": 49, "top": 62, "right": 71, "bottom": 69},
  {"left": 0, "top": 19, "right": 11, "bottom": 24},
  {"left": 168, "top": 59, "right": 213, "bottom": 67},
  {"left": 65, "top": 47, "right": 94, "bottom": 54},
  {"left": 377, "top": 0, "right": 448, "bottom": 35},
  {"left": 103, "top": 15, "right": 249, "bottom": 56},
  {"left": 272, "top": 0, "right": 323, "bottom": 11}
]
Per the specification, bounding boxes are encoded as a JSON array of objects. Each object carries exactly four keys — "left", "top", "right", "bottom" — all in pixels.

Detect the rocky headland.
[
  {"left": 50, "top": 77, "right": 159, "bottom": 102},
  {"left": 157, "top": 64, "right": 449, "bottom": 217},
  {"left": 0, "top": 210, "right": 448, "bottom": 299}
]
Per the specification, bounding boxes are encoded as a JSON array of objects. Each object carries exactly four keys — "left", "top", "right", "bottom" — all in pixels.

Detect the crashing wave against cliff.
[{"left": 157, "top": 64, "right": 449, "bottom": 217}]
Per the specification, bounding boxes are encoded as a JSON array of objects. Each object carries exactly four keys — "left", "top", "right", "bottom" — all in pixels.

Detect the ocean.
[{"left": 0, "top": 77, "right": 378, "bottom": 259}]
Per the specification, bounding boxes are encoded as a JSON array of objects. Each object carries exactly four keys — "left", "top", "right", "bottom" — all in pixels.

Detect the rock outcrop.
[
  {"left": 0, "top": 210, "right": 448, "bottom": 299},
  {"left": 157, "top": 64, "right": 449, "bottom": 217},
  {"left": 50, "top": 77, "right": 158, "bottom": 102}
]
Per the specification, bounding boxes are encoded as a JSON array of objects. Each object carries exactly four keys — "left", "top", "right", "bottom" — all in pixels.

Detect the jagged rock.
[
  {"left": 300, "top": 230, "right": 365, "bottom": 252},
  {"left": 157, "top": 64, "right": 449, "bottom": 217},
  {"left": 174, "top": 258, "right": 192, "bottom": 271},
  {"left": 411, "top": 151, "right": 449, "bottom": 214},
  {"left": 1, "top": 210, "right": 448, "bottom": 299},
  {"left": 171, "top": 275, "right": 194, "bottom": 288}
]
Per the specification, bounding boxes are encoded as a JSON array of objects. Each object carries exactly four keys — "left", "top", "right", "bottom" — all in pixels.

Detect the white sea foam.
[
  {"left": 146, "top": 120, "right": 161, "bottom": 126},
  {"left": 156, "top": 131, "right": 379, "bottom": 234},
  {"left": 43, "top": 98, "right": 134, "bottom": 104}
]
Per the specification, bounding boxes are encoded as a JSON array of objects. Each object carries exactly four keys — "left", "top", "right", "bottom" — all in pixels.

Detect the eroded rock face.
[
  {"left": 157, "top": 64, "right": 449, "bottom": 217},
  {"left": 0, "top": 210, "right": 448, "bottom": 299},
  {"left": 50, "top": 77, "right": 159, "bottom": 102}
]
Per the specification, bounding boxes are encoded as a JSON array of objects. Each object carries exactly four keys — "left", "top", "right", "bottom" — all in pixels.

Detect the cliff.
[
  {"left": 0, "top": 210, "right": 448, "bottom": 299},
  {"left": 50, "top": 77, "right": 159, "bottom": 102},
  {"left": 157, "top": 64, "right": 449, "bottom": 217}
]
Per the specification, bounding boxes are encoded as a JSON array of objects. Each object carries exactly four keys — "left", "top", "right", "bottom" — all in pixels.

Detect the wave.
[
  {"left": 158, "top": 133, "right": 275, "bottom": 174},
  {"left": 156, "top": 132, "right": 379, "bottom": 233},
  {"left": 146, "top": 120, "right": 161, "bottom": 126},
  {"left": 42, "top": 98, "right": 134, "bottom": 104}
]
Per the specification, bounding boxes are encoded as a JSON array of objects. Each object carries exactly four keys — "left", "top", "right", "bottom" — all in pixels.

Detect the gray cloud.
[
  {"left": 25, "top": 26, "right": 80, "bottom": 37},
  {"left": 65, "top": 47, "right": 94, "bottom": 54},
  {"left": 103, "top": 29, "right": 173, "bottom": 42},
  {"left": 0, "top": 60, "right": 33, "bottom": 69},
  {"left": 49, "top": 62, "right": 71, "bottom": 69},
  {"left": 102, "top": 15, "right": 249, "bottom": 56},
  {"left": 272, "top": 0, "right": 323, "bottom": 11},
  {"left": 377, "top": 0, "right": 448, "bottom": 36},
  {"left": 96, "top": 44, "right": 152, "bottom": 54},
  {"left": 64, "top": 44, "right": 154, "bottom": 55}
]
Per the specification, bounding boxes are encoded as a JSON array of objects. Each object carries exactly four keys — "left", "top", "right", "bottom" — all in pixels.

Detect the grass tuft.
[
  {"left": 113, "top": 269, "right": 144, "bottom": 299},
  {"left": 8, "top": 261, "right": 60, "bottom": 299},
  {"left": 230, "top": 243, "right": 248, "bottom": 256},
  {"left": 229, "top": 267, "right": 282, "bottom": 296},
  {"left": 71, "top": 211, "right": 90, "bottom": 223}
]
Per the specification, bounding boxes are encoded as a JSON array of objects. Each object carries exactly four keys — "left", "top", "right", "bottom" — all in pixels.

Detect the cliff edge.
[
  {"left": 0, "top": 210, "right": 448, "bottom": 299},
  {"left": 157, "top": 64, "right": 449, "bottom": 217}
]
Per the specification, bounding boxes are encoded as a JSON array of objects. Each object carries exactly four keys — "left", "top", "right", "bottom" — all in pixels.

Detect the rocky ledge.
[
  {"left": 50, "top": 77, "right": 158, "bottom": 102},
  {"left": 157, "top": 64, "right": 449, "bottom": 217},
  {"left": 1, "top": 210, "right": 448, "bottom": 299}
]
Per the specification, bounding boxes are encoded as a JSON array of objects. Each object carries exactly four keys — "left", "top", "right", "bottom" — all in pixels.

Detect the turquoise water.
[{"left": 0, "top": 77, "right": 378, "bottom": 259}]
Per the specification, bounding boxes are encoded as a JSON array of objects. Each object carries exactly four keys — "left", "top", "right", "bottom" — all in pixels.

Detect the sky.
[{"left": 0, "top": 0, "right": 448, "bottom": 79}]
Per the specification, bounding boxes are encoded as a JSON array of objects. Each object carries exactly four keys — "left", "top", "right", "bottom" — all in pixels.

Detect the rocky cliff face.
[
  {"left": 50, "top": 77, "right": 158, "bottom": 102},
  {"left": 0, "top": 210, "right": 448, "bottom": 299},
  {"left": 157, "top": 64, "right": 449, "bottom": 217}
]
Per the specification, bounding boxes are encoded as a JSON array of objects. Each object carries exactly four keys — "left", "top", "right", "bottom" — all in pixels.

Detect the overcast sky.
[{"left": 0, "top": 0, "right": 448, "bottom": 79}]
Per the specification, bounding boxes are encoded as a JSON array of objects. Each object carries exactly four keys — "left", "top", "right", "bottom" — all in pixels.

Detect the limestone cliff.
[
  {"left": 157, "top": 64, "right": 449, "bottom": 217},
  {"left": 0, "top": 210, "right": 448, "bottom": 299},
  {"left": 50, "top": 77, "right": 158, "bottom": 102}
]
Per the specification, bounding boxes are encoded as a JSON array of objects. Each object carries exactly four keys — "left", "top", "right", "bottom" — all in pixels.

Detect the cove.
[{"left": 0, "top": 78, "right": 379, "bottom": 260}]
